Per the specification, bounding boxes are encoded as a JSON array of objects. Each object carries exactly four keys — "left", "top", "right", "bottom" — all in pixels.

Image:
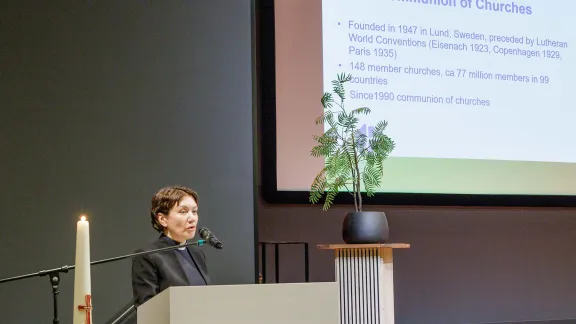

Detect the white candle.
[{"left": 73, "top": 215, "right": 92, "bottom": 324}]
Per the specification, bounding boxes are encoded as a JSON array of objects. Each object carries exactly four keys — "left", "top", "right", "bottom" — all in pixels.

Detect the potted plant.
[{"left": 309, "top": 73, "right": 395, "bottom": 244}]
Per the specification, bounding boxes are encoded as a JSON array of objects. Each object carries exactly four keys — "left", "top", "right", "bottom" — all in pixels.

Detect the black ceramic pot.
[{"left": 342, "top": 211, "right": 389, "bottom": 244}]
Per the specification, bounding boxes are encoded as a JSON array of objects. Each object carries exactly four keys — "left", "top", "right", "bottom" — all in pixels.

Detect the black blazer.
[{"left": 131, "top": 234, "right": 211, "bottom": 307}]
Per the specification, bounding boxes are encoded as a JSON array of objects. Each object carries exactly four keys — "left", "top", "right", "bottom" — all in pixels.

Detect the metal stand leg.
[{"left": 258, "top": 241, "right": 310, "bottom": 283}]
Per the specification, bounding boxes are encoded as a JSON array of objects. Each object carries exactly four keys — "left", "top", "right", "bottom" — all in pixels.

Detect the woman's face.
[{"left": 157, "top": 195, "right": 198, "bottom": 243}]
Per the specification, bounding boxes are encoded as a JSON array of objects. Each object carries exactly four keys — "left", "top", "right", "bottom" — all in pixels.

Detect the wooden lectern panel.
[{"left": 318, "top": 243, "right": 410, "bottom": 324}]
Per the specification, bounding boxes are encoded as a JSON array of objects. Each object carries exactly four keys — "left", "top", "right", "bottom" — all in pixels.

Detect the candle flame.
[{"left": 80, "top": 215, "right": 87, "bottom": 221}]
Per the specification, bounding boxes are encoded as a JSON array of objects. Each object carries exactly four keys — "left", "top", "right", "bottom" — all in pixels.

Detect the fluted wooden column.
[{"left": 318, "top": 243, "right": 410, "bottom": 324}]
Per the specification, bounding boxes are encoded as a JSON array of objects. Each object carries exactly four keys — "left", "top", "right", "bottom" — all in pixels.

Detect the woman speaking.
[{"left": 132, "top": 185, "right": 210, "bottom": 307}]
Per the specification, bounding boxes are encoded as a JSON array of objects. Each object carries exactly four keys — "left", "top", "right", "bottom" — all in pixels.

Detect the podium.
[
  {"left": 318, "top": 243, "right": 410, "bottom": 324},
  {"left": 137, "top": 282, "right": 340, "bottom": 324}
]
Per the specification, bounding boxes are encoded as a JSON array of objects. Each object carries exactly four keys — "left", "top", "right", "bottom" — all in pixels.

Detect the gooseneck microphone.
[{"left": 199, "top": 227, "right": 223, "bottom": 249}]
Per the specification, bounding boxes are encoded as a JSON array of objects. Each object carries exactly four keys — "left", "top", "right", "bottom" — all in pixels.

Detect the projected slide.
[
  {"left": 322, "top": 0, "right": 573, "bottom": 163},
  {"left": 269, "top": 0, "right": 576, "bottom": 198}
]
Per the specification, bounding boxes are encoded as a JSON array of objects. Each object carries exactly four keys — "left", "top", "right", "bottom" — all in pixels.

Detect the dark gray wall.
[{"left": 0, "top": 1, "right": 256, "bottom": 323}]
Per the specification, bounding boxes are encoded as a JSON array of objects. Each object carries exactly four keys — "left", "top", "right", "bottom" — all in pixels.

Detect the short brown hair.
[{"left": 150, "top": 185, "right": 199, "bottom": 233}]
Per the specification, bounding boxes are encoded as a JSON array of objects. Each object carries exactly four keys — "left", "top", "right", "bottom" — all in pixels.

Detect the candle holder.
[{"left": 0, "top": 239, "right": 206, "bottom": 324}]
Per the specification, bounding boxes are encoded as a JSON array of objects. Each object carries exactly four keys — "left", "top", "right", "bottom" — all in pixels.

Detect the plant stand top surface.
[{"left": 317, "top": 243, "right": 410, "bottom": 250}]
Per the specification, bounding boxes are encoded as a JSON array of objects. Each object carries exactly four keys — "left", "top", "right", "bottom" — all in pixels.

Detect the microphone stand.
[
  {"left": 107, "top": 302, "right": 135, "bottom": 324},
  {"left": 0, "top": 239, "right": 206, "bottom": 324}
]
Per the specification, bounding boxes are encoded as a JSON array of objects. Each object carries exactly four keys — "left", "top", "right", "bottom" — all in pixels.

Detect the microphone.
[{"left": 199, "top": 227, "right": 223, "bottom": 249}]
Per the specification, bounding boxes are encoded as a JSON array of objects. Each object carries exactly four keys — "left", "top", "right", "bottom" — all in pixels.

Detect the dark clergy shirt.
[
  {"left": 175, "top": 244, "right": 207, "bottom": 286},
  {"left": 164, "top": 235, "right": 207, "bottom": 286}
]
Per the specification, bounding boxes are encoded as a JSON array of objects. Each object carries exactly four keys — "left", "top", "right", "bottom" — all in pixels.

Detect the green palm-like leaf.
[
  {"left": 321, "top": 92, "right": 334, "bottom": 109},
  {"left": 332, "top": 80, "right": 345, "bottom": 100},
  {"left": 309, "top": 74, "right": 395, "bottom": 211},
  {"left": 338, "top": 113, "right": 359, "bottom": 129},
  {"left": 337, "top": 72, "right": 353, "bottom": 83},
  {"left": 350, "top": 107, "right": 371, "bottom": 116},
  {"left": 363, "top": 162, "right": 382, "bottom": 197},
  {"left": 355, "top": 133, "right": 368, "bottom": 151},
  {"left": 325, "top": 112, "right": 338, "bottom": 129},
  {"left": 315, "top": 111, "right": 333, "bottom": 125},
  {"left": 309, "top": 167, "right": 328, "bottom": 204},
  {"left": 323, "top": 175, "right": 347, "bottom": 211}
]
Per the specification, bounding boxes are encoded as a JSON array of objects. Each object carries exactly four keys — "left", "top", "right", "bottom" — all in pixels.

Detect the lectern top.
[{"left": 317, "top": 243, "right": 410, "bottom": 250}]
